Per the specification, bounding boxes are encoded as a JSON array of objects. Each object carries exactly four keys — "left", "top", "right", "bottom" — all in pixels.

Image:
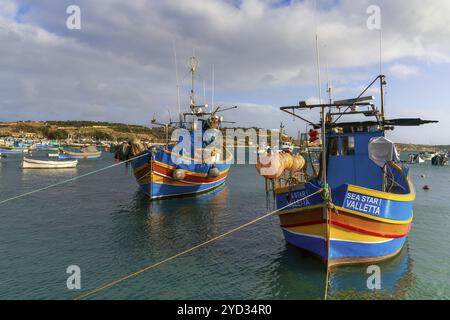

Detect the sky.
[{"left": 0, "top": 0, "right": 449, "bottom": 144}]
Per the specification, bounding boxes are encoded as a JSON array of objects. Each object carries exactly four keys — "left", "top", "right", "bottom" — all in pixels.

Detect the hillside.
[
  {"left": 0, "top": 121, "right": 448, "bottom": 151},
  {"left": 0, "top": 120, "right": 168, "bottom": 142},
  {"left": 395, "top": 143, "right": 449, "bottom": 152}
]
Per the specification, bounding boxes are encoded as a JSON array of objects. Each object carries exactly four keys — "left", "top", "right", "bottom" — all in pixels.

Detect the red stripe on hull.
[
  {"left": 135, "top": 162, "right": 228, "bottom": 184},
  {"left": 280, "top": 218, "right": 411, "bottom": 239}
]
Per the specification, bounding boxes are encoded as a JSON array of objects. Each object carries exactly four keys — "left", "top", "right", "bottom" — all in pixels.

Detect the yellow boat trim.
[
  {"left": 139, "top": 172, "right": 228, "bottom": 186},
  {"left": 161, "top": 148, "right": 233, "bottom": 164},
  {"left": 275, "top": 162, "right": 416, "bottom": 202},
  {"left": 276, "top": 203, "right": 412, "bottom": 225},
  {"left": 347, "top": 183, "right": 416, "bottom": 202},
  {"left": 154, "top": 160, "right": 230, "bottom": 177},
  {"left": 140, "top": 174, "right": 188, "bottom": 186},
  {"left": 134, "top": 161, "right": 229, "bottom": 178},
  {"left": 334, "top": 206, "right": 413, "bottom": 225},
  {"left": 286, "top": 224, "right": 391, "bottom": 243},
  {"left": 275, "top": 184, "right": 306, "bottom": 194},
  {"left": 276, "top": 204, "right": 323, "bottom": 215}
]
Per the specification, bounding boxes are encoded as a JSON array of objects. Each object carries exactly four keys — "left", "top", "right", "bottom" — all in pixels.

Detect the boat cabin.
[
  {"left": 279, "top": 75, "right": 436, "bottom": 196},
  {"left": 326, "top": 127, "right": 384, "bottom": 191}
]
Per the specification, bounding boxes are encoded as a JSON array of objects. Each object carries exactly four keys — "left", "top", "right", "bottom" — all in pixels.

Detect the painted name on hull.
[
  {"left": 344, "top": 192, "right": 382, "bottom": 215},
  {"left": 287, "top": 190, "right": 311, "bottom": 208}
]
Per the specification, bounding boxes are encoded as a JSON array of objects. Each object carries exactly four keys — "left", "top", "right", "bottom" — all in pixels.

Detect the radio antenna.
[
  {"left": 379, "top": 16, "right": 383, "bottom": 75},
  {"left": 314, "top": 0, "right": 322, "bottom": 104},
  {"left": 172, "top": 40, "right": 181, "bottom": 123},
  {"left": 212, "top": 64, "right": 215, "bottom": 110}
]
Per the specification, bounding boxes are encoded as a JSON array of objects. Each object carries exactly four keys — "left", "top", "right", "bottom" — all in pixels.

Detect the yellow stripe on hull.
[
  {"left": 286, "top": 223, "right": 391, "bottom": 244},
  {"left": 161, "top": 148, "right": 234, "bottom": 164},
  {"left": 139, "top": 173, "right": 227, "bottom": 187},
  {"left": 333, "top": 206, "right": 413, "bottom": 225},
  {"left": 347, "top": 183, "right": 415, "bottom": 202},
  {"left": 133, "top": 161, "right": 229, "bottom": 178}
]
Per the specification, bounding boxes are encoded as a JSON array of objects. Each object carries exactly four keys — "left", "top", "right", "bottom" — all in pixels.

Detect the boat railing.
[{"left": 383, "top": 161, "right": 410, "bottom": 194}]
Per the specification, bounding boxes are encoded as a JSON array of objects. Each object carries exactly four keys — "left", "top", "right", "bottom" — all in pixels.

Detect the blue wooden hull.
[{"left": 131, "top": 148, "right": 232, "bottom": 200}]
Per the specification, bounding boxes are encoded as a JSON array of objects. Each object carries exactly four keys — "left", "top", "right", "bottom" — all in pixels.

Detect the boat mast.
[
  {"left": 380, "top": 74, "right": 386, "bottom": 122},
  {"left": 172, "top": 41, "right": 182, "bottom": 124},
  {"left": 326, "top": 63, "right": 332, "bottom": 104},
  {"left": 378, "top": 12, "right": 385, "bottom": 122},
  {"left": 189, "top": 56, "right": 198, "bottom": 112},
  {"left": 315, "top": 34, "right": 326, "bottom": 185},
  {"left": 314, "top": 2, "right": 331, "bottom": 290},
  {"left": 212, "top": 64, "right": 215, "bottom": 110}
]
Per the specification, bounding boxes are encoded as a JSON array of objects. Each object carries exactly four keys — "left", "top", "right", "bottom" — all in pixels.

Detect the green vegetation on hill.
[
  {"left": 0, "top": 120, "right": 164, "bottom": 142},
  {"left": 395, "top": 143, "right": 449, "bottom": 152}
]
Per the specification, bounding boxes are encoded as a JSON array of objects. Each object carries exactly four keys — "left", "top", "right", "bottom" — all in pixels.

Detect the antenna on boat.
[
  {"left": 314, "top": 22, "right": 326, "bottom": 184},
  {"left": 379, "top": 14, "right": 383, "bottom": 76},
  {"left": 315, "top": 35, "right": 323, "bottom": 105},
  {"left": 378, "top": 7, "right": 385, "bottom": 121},
  {"left": 172, "top": 40, "right": 182, "bottom": 124},
  {"left": 380, "top": 74, "right": 386, "bottom": 121},
  {"left": 326, "top": 63, "right": 332, "bottom": 104},
  {"left": 212, "top": 64, "right": 215, "bottom": 110},
  {"left": 168, "top": 109, "right": 172, "bottom": 124},
  {"left": 203, "top": 79, "right": 206, "bottom": 107},
  {"left": 189, "top": 54, "right": 199, "bottom": 112}
]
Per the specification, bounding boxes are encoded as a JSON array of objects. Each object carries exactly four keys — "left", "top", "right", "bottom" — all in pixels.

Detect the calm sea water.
[{"left": 0, "top": 152, "right": 449, "bottom": 299}]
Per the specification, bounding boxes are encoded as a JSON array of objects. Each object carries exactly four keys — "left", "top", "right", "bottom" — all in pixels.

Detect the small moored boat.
[
  {"left": 21, "top": 157, "right": 78, "bottom": 169},
  {"left": 59, "top": 146, "right": 102, "bottom": 159},
  {"left": 0, "top": 148, "right": 25, "bottom": 155}
]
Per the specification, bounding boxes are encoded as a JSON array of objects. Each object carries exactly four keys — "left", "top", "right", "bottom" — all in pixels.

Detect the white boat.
[
  {"left": 408, "top": 153, "right": 425, "bottom": 164},
  {"left": 420, "top": 151, "right": 436, "bottom": 161},
  {"left": 21, "top": 157, "right": 78, "bottom": 169}
]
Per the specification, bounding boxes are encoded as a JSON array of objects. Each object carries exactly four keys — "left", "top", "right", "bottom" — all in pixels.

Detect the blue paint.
[
  {"left": 327, "top": 131, "right": 384, "bottom": 190},
  {"left": 330, "top": 237, "right": 407, "bottom": 259},
  {"left": 131, "top": 146, "right": 231, "bottom": 200},
  {"left": 282, "top": 229, "right": 327, "bottom": 260}
]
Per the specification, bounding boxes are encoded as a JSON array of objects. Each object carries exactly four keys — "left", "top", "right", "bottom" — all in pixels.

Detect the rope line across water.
[
  {"left": 74, "top": 188, "right": 324, "bottom": 300},
  {"left": 0, "top": 153, "right": 148, "bottom": 206}
]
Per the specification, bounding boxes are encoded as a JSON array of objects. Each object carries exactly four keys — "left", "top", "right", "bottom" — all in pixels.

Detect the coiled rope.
[
  {"left": 74, "top": 188, "right": 324, "bottom": 300},
  {"left": 0, "top": 153, "right": 148, "bottom": 206}
]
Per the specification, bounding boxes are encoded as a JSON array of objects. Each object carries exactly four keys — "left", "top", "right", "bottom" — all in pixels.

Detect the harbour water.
[{"left": 0, "top": 152, "right": 449, "bottom": 299}]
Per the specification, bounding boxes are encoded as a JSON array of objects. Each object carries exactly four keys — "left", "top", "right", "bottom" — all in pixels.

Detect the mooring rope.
[
  {"left": 74, "top": 188, "right": 324, "bottom": 300},
  {"left": 0, "top": 153, "right": 148, "bottom": 206}
]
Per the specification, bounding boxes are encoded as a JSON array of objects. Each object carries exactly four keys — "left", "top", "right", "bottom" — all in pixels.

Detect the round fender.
[
  {"left": 208, "top": 167, "right": 220, "bottom": 178},
  {"left": 173, "top": 169, "right": 185, "bottom": 181}
]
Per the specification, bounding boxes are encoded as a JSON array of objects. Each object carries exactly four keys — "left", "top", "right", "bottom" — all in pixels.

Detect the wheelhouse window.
[
  {"left": 328, "top": 137, "right": 339, "bottom": 156},
  {"left": 342, "top": 136, "right": 355, "bottom": 155}
]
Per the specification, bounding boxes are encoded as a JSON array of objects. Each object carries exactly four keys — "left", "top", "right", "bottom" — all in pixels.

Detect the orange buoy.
[{"left": 256, "top": 152, "right": 305, "bottom": 179}]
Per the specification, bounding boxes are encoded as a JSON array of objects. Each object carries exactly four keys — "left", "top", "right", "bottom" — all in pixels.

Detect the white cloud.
[
  {"left": 388, "top": 64, "right": 420, "bottom": 79},
  {"left": 0, "top": 0, "right": 449, "bottom": 143},
  {"left": 0, "top": 0, "right": 17, "bottom": 19}
]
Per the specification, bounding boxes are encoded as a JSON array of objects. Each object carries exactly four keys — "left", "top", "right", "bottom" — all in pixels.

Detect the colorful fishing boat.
[
  {"left": 116, "top": 56, "right": 235, "bottom": 200},
  {"left": 59, "top": 146, "right": 102, "bottom": 159},
  {"left": 257, "top": 75, "right": 436, "bottom": 268},
  {"left": 0, "top": 147, "right": 26, "bottom": 155},
  {"left": 36, "top": 143, "right": 60, "bottom": 151}
]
